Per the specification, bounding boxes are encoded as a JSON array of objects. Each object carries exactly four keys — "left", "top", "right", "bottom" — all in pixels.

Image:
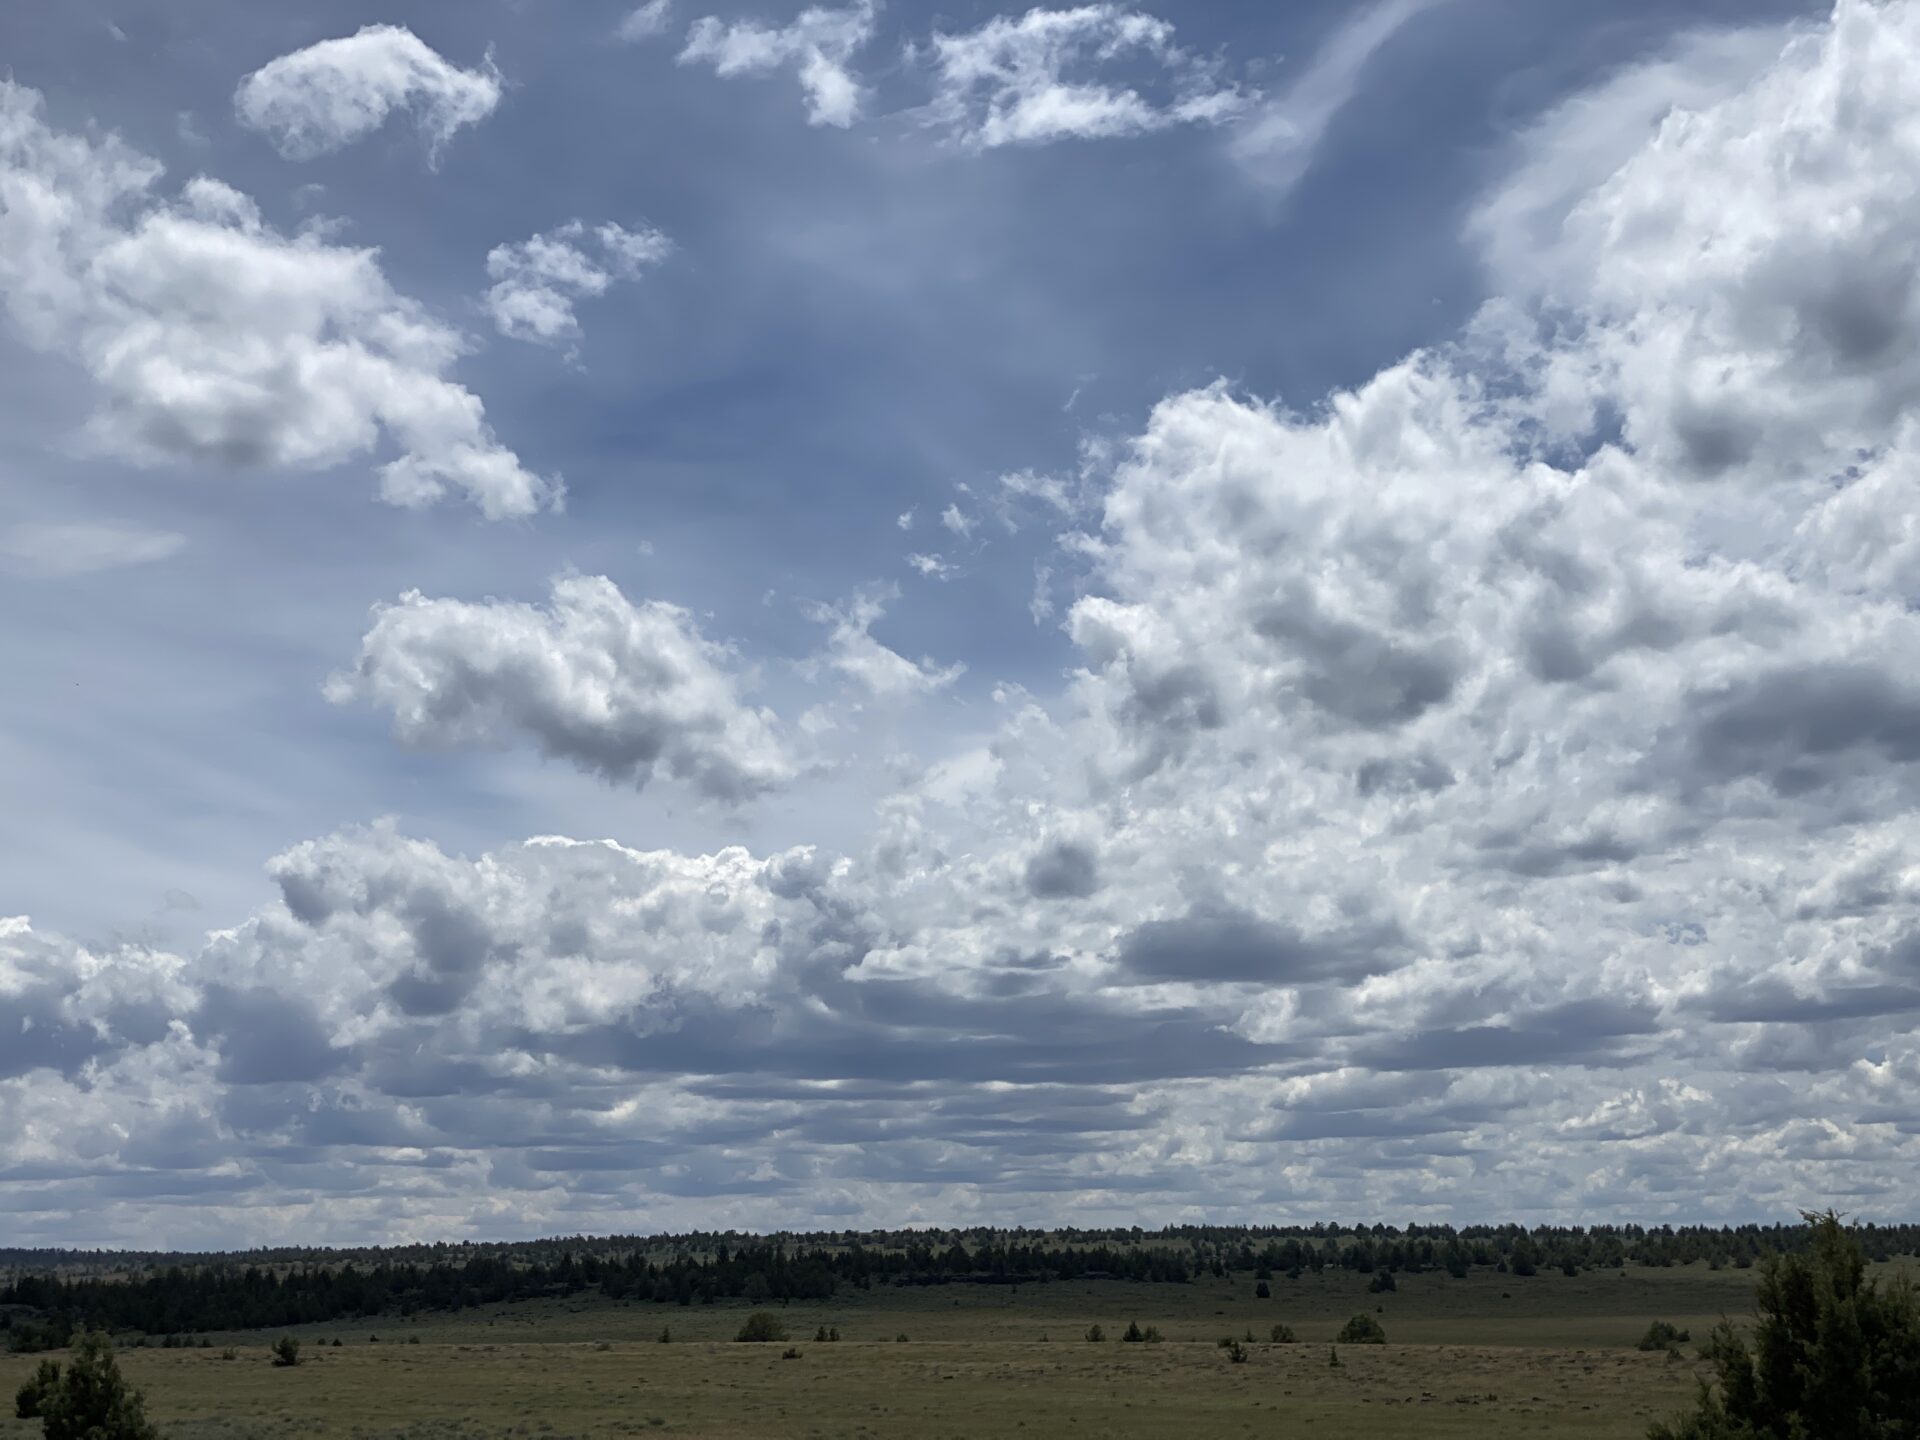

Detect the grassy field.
[{"left": 9, "top": 1260, "right": 1895, "bottom": 1439}]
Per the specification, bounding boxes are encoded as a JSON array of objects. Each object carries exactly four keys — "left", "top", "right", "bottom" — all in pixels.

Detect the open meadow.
[{"left": 8, "top": 1260, "right": 1876, "bottom": 1439}]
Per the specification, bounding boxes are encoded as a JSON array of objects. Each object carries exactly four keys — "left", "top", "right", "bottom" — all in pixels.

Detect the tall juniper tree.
[{"left": 1650, "top": 1211, "right": 1920, "bottom": 1440}]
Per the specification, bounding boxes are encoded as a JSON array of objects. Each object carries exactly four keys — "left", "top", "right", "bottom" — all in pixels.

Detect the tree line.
[{"left": 5, "top": 1218, "right": 1916, "bottom": 1348}]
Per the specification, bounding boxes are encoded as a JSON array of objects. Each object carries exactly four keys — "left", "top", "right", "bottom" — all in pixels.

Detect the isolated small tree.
[
  {"left": 1649, "top": 1211, "right": 1920, "bottom": 1440},
  {"left": 1143, "top": 1326, "right": 1163, "bottom": 1343},
  {"left": 15, "top": 1358, "right": 60, "bottom": 1418},
  {"left": 1122, "top": 1321, "right": 1144, "bottom": 1342},
  {"left": 1270, "top": 1323, "right": 1296, "bottom": 1343},
  {"left": 37, "top": 1331, "right": 158, "bottom": 1440},
  {"left": 1084, "top": 1324, "right": 1105, "bottom": 1342},
  {"left": 1327, "top": 1345, "right": 1341, "bottom": 1368},
  {"left": 734, "top": 1313, "right": 787, "bottom": 1343},
  {"left": 657, "top": 1325, "right": 671, "bottom": 1343},
  {"left": 1369, "top": 1270, "right": 1397, "bottom": 1294},
  {"left": 1637, "top": 1321, "right": 1691, "bottom": 1353},
  {"left": 1226, "top": 1339, "right": 1249, "bottom": 1364},
  {"left": 1335, "top": 1313, "right": 1387, "bottom": 1345},
  {"left": 271, "top": 1336, "right": 301, "bottom": 1367},
  {"left": 1255, "top": 1280, "right": 1272, "bottom": 1299}
]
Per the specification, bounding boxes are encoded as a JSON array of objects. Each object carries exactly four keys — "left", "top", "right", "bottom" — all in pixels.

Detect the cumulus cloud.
[
  {"left": 0, "top": 82, "right": 555, "bottom": 518},
  {"left": 803, "top": 586, "right": 964, "bottom": 698},
  {"left": 617, "top": 0, "right": 676, "bottom": 43},
  {"left": 916, "top": 4, "right": 1246, "bottom": 149},
  {"left": 234, "top": 25, "right": 503, "bottom": 162},
  {"left": 679, "top": 0, "right": 877, "bottom": 128},
  {"left": 327, "top": 576, "right": 795, "bottom": 802},
  {"left": 484, "top": 220, "right": 671, "bottom": 350}
]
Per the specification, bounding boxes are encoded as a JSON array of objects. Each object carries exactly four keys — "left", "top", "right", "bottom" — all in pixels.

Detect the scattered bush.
[
  {"left": 1143, "top": 1326, "right": 1163, "bottom": 1344},
  {"left": 15, "top": 1358, "right": 59, "bottom": 1418},
  {"left": 271, "top": 1336, "right": 301, "bottom": 1367},
  {"left": 780, "top": 1346, "right": 801, "bottom": 1360},
  {"left": 1650, "top": 1211, "right": 1920, "bottom": 1440},
  {"left": 734, "top": 1313, "right": 788, "bottom": 1343},
  {"left": 35, "top": 1331, "right": 158, "bottom": 1440},
  {"left": 1225, "top": 1340, "right": 1249, "bottom": 1364},
  {"left": 1637, "top": 1321, "right": 1691, "bottom": 1353},
  {"left": 895, "top": 1333, "right": 909, "bottom": 1343},
  {"left": 1335, "top": 1313, "right": 1387, "bottom": 1345},
  {"left": 1270, "top": 1323, "right": 1297, "bottom": 1343},
  {"left": 219, "top": 1348, "right": 236, "bottom": 1361}
]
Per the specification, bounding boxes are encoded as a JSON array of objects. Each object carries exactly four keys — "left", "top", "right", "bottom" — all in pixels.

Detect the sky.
[{"left": 1, "top": 0, "right": 1914, "bottom": 1248}]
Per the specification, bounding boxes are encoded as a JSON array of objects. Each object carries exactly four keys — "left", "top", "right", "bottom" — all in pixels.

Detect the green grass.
[{"left": 7, "top": 1261, "right": 1903, "bottom": 1438}]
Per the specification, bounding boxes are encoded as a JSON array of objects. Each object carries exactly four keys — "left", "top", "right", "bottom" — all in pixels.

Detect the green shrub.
[
  {"left": 1335, "top": 1313, "right": 1387, "bottom": 1345},
  {"left": 1636, "top": 1321, "right": 1691, "bottom": 1352},
  {"left": 1226, "top": 1340, "right": 1249, "bottom": 1364},
  {"left": 15, "top": 1358, "right": 60, "bottom": 1419},
  {"left": 1649, "top": 1211, "right": 1920, "bottom": 1440},
  {"left": 1270, "top": 1323, "right": 1297, "bottom": 1343},
  {"left": 36, "top": 1331, "right": 158, "bottom": 1440},
  {"left": 734, "top": 1313, "right": 787, "bottom": 1343},
  {"left": 271, "top": 1336, "right": 301, "bottom": 1367}
]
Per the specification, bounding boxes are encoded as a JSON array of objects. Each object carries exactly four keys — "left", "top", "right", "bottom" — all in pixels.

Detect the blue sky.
[{"left": 6, "top": 0, "right": 1917, "bottom": 1246}]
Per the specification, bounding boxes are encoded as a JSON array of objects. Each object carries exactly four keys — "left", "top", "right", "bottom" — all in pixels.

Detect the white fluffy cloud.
[
  {"left": 0, "top": 81, "right": 554, "bottom": 518},
  {"left": 618, "top": 0, "right": 676, "bottom": 43},
  {"left": 484, "top": 221, "right": 672, "bottom": 349},
  {"left": 328, "top": 576, "right": 795, "bottom": 801},
  {"left": 804, "top": 586, "right": 965, "bottom": 698},
  {"left": 680, "top": 0, "right": 877, "bottom": 128},
  {"left": 234, "top": 25, "right": 503, "bottom": 162},
  {"left": 917, "top": 5, "right": 1245, "bottom": 149}
]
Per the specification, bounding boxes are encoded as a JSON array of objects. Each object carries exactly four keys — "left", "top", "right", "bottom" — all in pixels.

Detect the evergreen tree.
[
  {"left": 1650, "top": 1212, "right": 1920, "bottom": 1440},
  {"left": 37, "top": 1331, "right": 159, "bottom": 1440}
]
